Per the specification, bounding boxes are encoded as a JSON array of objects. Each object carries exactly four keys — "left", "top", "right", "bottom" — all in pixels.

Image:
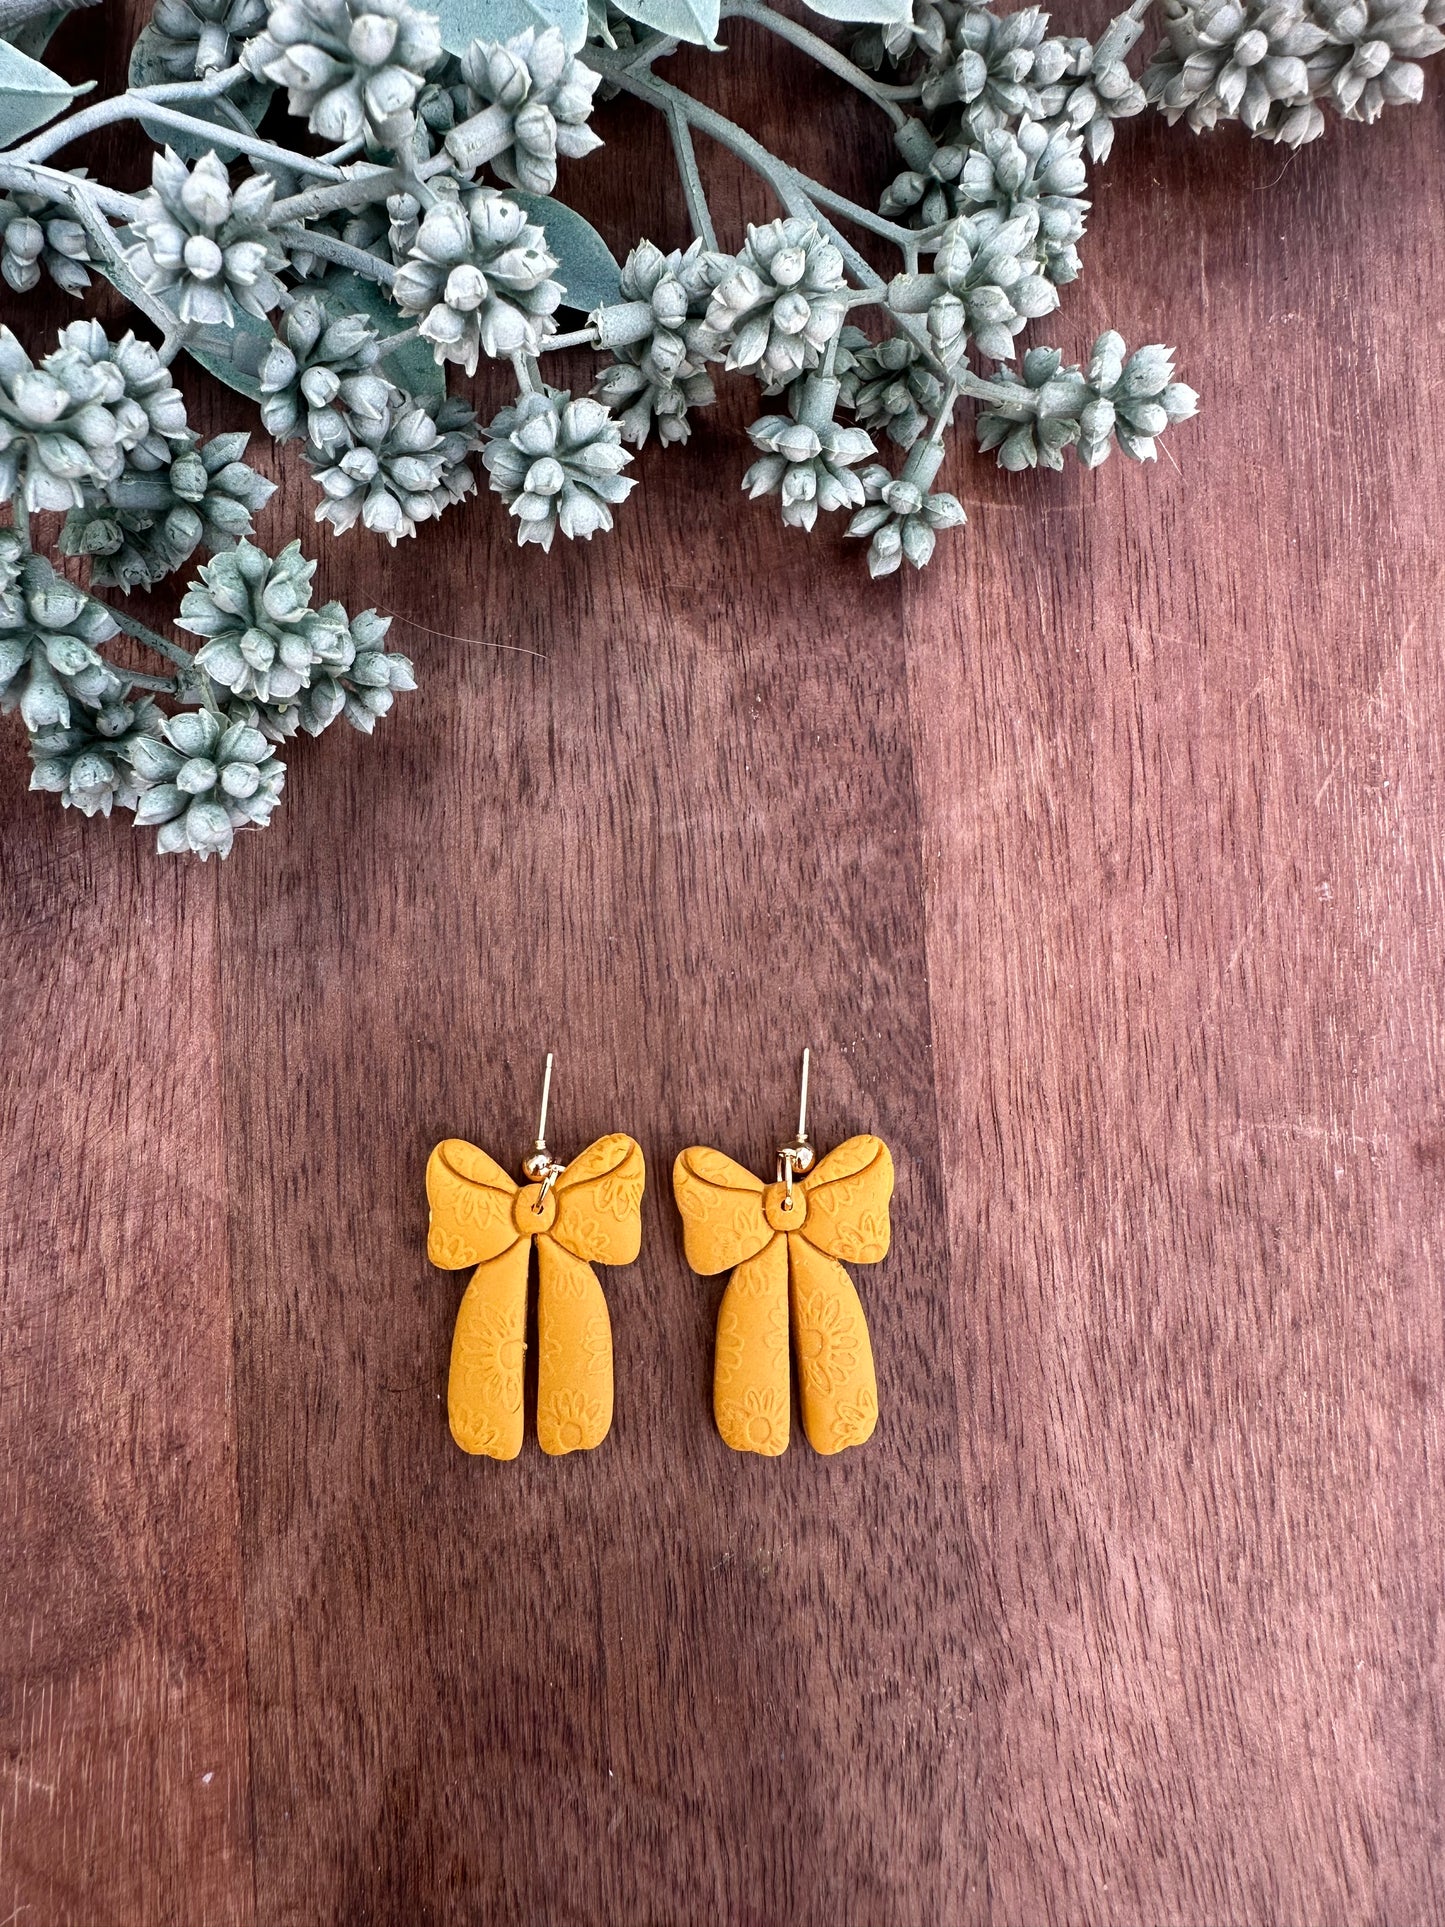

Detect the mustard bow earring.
[
  {"left": 673, "top": 1049, "right": 894, "bottom": 1458},
  {"left": 425, "top": 1055, "right": 645, "bottom": 1459}
]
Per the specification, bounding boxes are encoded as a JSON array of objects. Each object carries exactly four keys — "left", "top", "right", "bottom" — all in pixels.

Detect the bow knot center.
[
  {"left": 514, "top": 1182, "right": 558, "bottom": 1234},
  {"left": 763, "top": 1181, "right": 807, "bottom": 1233}
]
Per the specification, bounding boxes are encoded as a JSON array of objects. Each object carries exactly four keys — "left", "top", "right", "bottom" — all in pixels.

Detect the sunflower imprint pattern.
[
  {"left": 830, "top": 1383, "right": 878, "bottom": 1453},
  {"left": 719, "top": 1385, "right": 789, "bottom": 1457},
  {"left": 672, "top": 1135, "right": 893, "bottom": 1457},
  {"left": 456, "top": 1295, "right": 527, "bottom": 1410},
  {"left": 450, "top": 1408, "right": 508, "bottom": 1458},
  {"left": 426, "top": 1132, "right": 643, "bottom": 1458},
  {"left": 537, "top": 1389, "right": 607, "bottom": 1455},
  {"left": 792, "top": 1289, "right": 859, "bottom": 1396},
  {"left": 714, "top": 1304, "right": 747, "bottom": 1379},
  {"left": 716, "top": 1294, "right": 789, "bottom": 1380},
  {"left": 543, "top": 1309, "right": 611, "bottom": 1377}
]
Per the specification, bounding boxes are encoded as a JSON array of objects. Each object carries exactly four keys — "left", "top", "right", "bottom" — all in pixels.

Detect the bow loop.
[
  {"left": 549, "top": 1133, "right": 645, "bottom": 1266},
  {"left": 672, "top": 1145, "right": 773, "bottom": 1275},
  {"left": 425, "top": 1138, "right": 521, "bottom": 1270},
  {"left": 799, "top": 1135, "right": 893, "bottom": 1266}
]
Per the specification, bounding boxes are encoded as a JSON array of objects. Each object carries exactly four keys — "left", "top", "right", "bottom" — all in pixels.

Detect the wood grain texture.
[
  {"left": 0, "top": 848, "right": 255, "bottom": 1927},
  {"left": 907, "top": 87, "right": 1445, "bottom": 1926},
  {"left": 0, "top": 3, "right": 1441, "bottom": 1922}
]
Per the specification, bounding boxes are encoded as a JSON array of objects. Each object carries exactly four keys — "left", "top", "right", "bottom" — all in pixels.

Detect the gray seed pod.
[
  {"left": 391, "top": 186, "right": 563, "bottom": 372},
  {"left": 1050, "top": 12, "right": 1150, "bottom": 161},
  {"left": 590, "top": 238, "right": 723, "bottom": 448},
  {"left": 975, "top": 335, "right": 1199, "bottom": 469},
  {"left": 1144, "top": 0, "right": 1329, "bottom": 137},
  {"left": 148, "top": 0, "right": 269, "bottom": 78},
  {"left": 0, "top": 323, "right": 155, "bottom": 513},
  {"left": 125, "top": 147, "right": 286, "bottom": 327},
  {"left": 921, "top": 4, "right": 1059, "bottom": 134},
  {"left": 851, "top": 0, "right": 951, "bottom": 72},
  {"left": 28, "top": 696, "right": 166, "bottom": 817},
  {"left": 59, "top": 430, "right": 276, "bottom": 592},
  {"left": 836, "top": 327, "right": 947, "bottom": 451},
  {"left": 888, "top": 208, "right": 1055, "bottom": 364},
  {"left": 132, "top": 705, "right": 285, "bottom": 858},
  {"left": 703, "top": 218, "right": 849, "bottom": 393},
  {"left": 955, "top": 117, "right": 1091, "bottom": 286},
  {"left": 253, "top": 605, "right": 416, "bottom": 735},
  {"left": 307, "top": 392, "right": 481, "bottom": 542},
  {"left": 241, "top": 0, "right": 443, "bottom": 145},
  {"left": 258, "top": 291, "right": 384, "bottom": 444},
  {"left": 0, "top": 191, "right": 91, "bottom": 297},
  {"left": 847, "top": 443, "right": 966, "bottom": 576},
  {"left": 1301, "top": 0, "right": 1445, "bottom": 123},
  {"left": 482, "top": 386, "right": 634, "bottom": 550},
  {"left": 741, "top": 374, "right": 876, "bottom": 533},
  {"left": 446, "top": 27, "right": 602, "bottom": 193},
  {"left": 177, "top": 537, "right": 346, "bottom": 704},
  {"left": 47, "top": 321, "right": 191, "bottom": 472},
  {"left": 0, "top": 551, "right": 124, "bottom": 731}
]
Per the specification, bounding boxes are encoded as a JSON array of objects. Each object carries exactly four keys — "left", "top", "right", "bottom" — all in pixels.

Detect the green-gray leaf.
[
  {"left": 316, "top": 268, "right": 445, "bottom": 399},
  {"left": 511, "top": 190, "right": 621, "bottom": 311},
  {"left": 184, "top": 308, "right": 277, "bottom": 401},
  {"left": 0, "top": 36, "right": 83, "bottom": 144},
  {"left": 437, "top": 0, "right": 587, "bottom": 55},
  {"left": 798, "top": 0, "right": 911, "bottom": 19},
  {"left": 127, "top": 21, "right": 183, "bottom": 85},
  {"left": 608, "top": 0, "right": 720, "bottom": 48},
  {"left": 2, "top": 7, "right": 71, "bottom": 59},
  {"left": 128, "top": 21, "right": 272, "bottom": 160}
]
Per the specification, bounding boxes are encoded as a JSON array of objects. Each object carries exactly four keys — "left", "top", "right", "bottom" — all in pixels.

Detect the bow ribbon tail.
[
  {"left": 535, "top": 1236, "right": 614, "bottom": 1456},
  {"left": 448, "top": 1237, "right": 531, "bottom": 1460},
  {"left": 787, "top": 1237, "right": 879, "bottom": 1455},
  {"left": 713, "top": 1235, "right": 791, "bottom": 1457}
]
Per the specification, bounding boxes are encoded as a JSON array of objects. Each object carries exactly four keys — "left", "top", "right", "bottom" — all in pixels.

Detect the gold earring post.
[
  {"left": 534, "top": 1052, "right": 554, "bottom": 1157},
  {"left": 522, "top": 1052, "right": 564, "bottom": 1202},
  {"left": 777, "top": 1046, "right": 817, "bottom": 1204}
]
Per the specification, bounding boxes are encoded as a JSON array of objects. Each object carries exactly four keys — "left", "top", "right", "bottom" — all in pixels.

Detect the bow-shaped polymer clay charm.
[
  {"left": 673, "top": 1130, "right": 893, "bottom": 1457},
  {"left": 426, "top": 1129, "right": 644, "bottom": 1458}
]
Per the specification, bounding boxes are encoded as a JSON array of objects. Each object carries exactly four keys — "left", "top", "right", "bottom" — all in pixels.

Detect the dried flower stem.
[
  {"left": 667, "top": 104, "right": 717, "bottom": 250},
  {"left": 722, "top": 0, "right": 910, "bottom": 128},
  {"left": 107, "top": 606, "right": 195, "bottom": 670}
]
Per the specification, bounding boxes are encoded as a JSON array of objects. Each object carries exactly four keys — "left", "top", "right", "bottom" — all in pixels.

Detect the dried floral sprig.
[
  {"left": 1, "top": 0, "right": 1436, "bottom": 855},
  {"left": 1, "top": 333, "right": 413, "bottom": 858},
  {"left": 973, "top": 335, "right": 1200, "bottom": 467}
]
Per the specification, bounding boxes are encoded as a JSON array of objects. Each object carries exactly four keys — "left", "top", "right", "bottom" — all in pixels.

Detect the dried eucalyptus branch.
[{"left": 1, "top": 0, "right": 1436, "bottom": 856}]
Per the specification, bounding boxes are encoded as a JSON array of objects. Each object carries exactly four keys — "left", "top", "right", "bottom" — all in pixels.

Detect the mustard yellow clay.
[
  {"left": 426, "top": 1133, "right": 644, "bottom": 1458},
  {"left": 672, "top": 1135, "right": 893, "bottom": 1456}
]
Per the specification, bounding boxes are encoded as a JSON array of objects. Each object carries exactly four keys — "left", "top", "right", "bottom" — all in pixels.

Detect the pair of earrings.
[{"left": 425, "top": 1051, "right": 894, "bottom": 1461}]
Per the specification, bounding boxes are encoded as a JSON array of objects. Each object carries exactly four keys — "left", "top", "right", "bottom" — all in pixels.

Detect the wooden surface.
[{"left": 2, "top": 5, "right": 1443, "bottom": 1921}]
